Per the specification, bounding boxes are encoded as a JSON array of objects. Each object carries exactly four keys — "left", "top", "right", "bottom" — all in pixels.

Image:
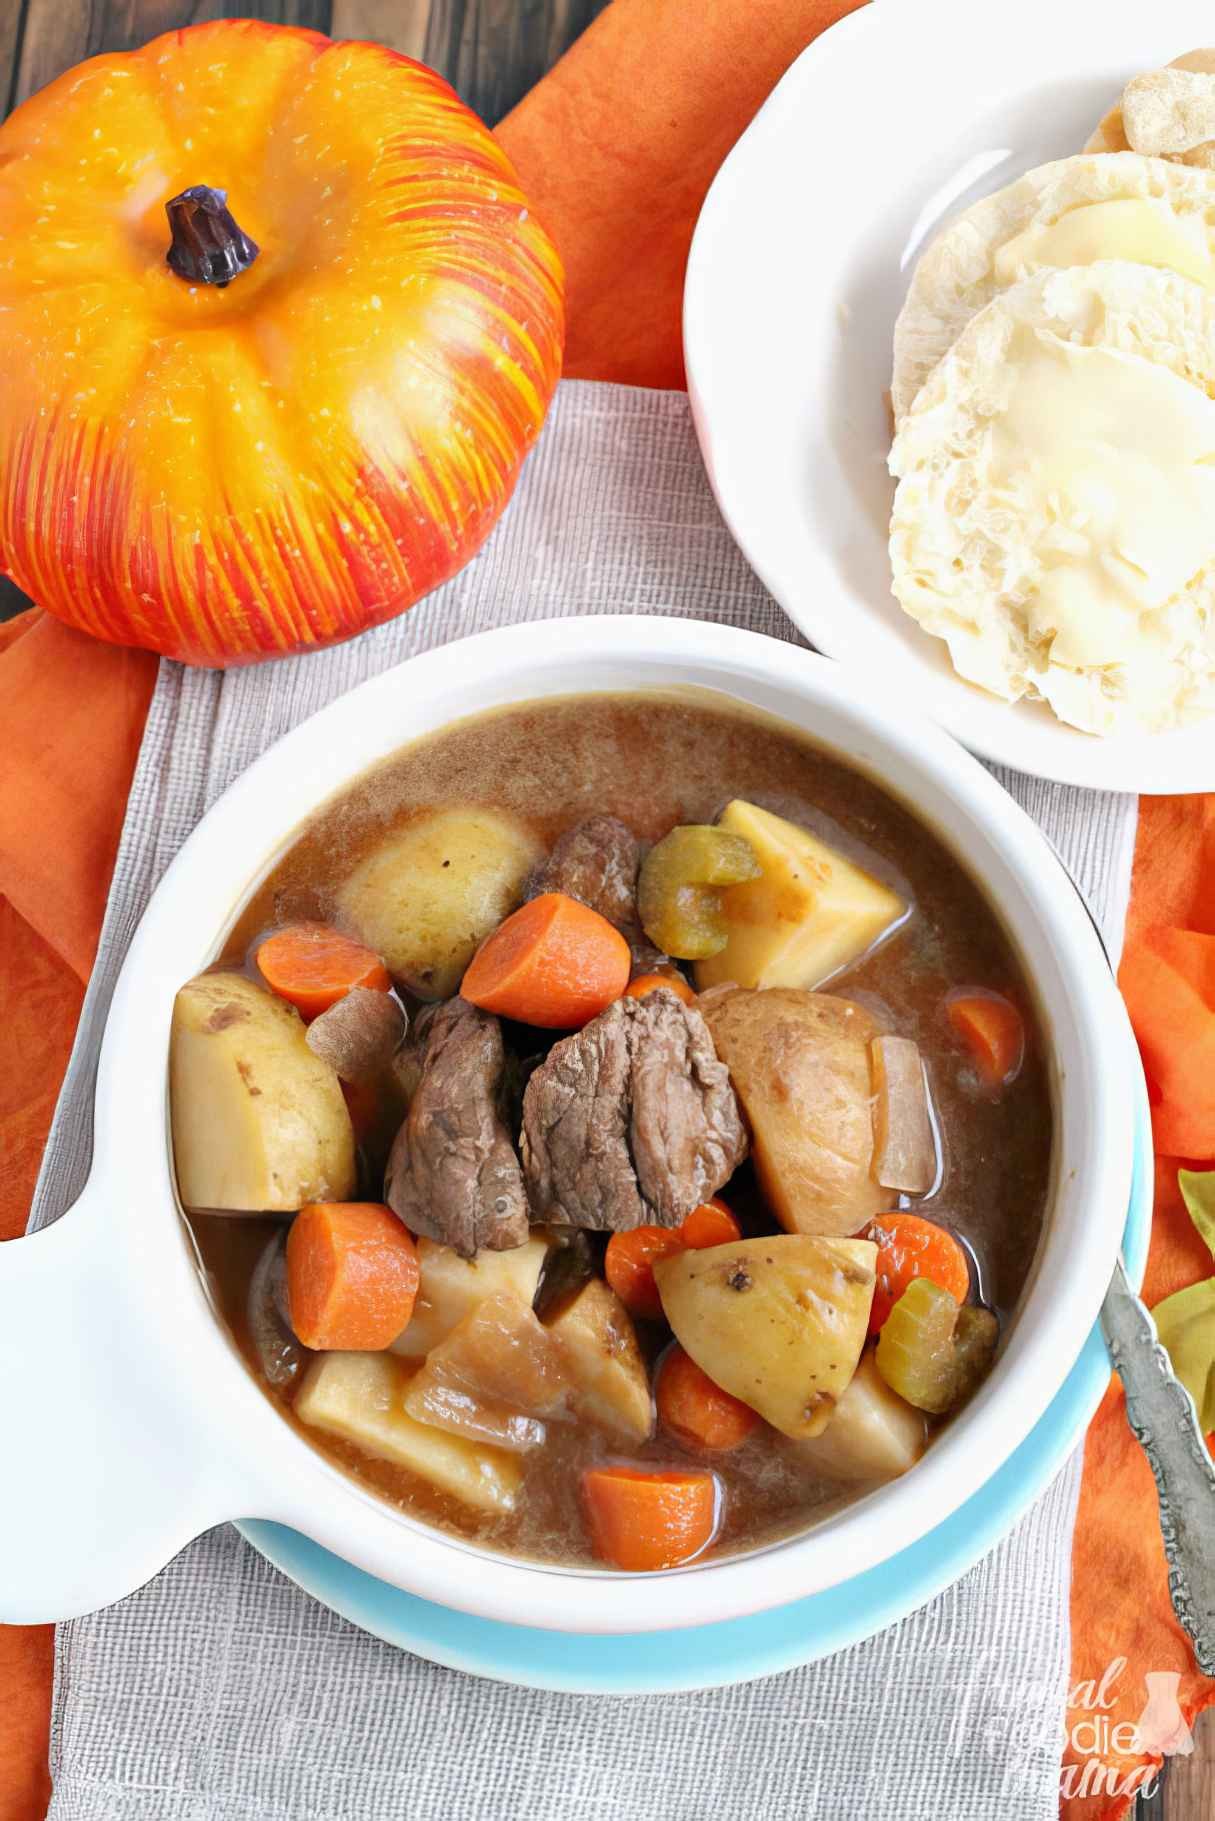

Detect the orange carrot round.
[
  {"left": 864, "top": 1212, "right": 970, "bottom": 1335},
  {"left": 657, "top": 1345, "right": 759, "bottom": 1452},
  {"left": 581, "top": 1465, "right": 720, "bottom": 1570},
  {"left": 461, "top": 891, "right": 630, "bottom": 1028},
  {"left": 606, "top": 1200, "right": 743, "bottom": 1320},
  {"left": 286, "top": 1202, "right": 419, "bottom": 1350},
  {"left": 257, "top": 923, "right": 390, "bottom": 1022},
  {"left": 946, "top": 990, "right": 1025, "bottom": 1091},
  {"left": 625, "top": 971, "right": 695, "bottom": 1006},
  {"left": 605, "top": 1225, "right": 686, "bottom": 1321},
  {"left": 678, "top": 1198, "right": 742, "bottom": 1249}
]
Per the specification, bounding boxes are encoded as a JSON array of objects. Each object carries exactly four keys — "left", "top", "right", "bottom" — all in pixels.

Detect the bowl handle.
[{"left": 0, "top": 1188, "right": 246, "bottom": 1623}]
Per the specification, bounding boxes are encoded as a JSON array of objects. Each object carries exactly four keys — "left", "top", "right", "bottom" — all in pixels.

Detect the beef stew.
[{"left": 175, "top": 691, "right": 1052, "bottom": 1572}]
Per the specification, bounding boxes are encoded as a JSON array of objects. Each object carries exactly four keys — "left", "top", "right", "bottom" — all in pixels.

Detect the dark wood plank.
[
  {"left": 421, "top": 0, "right": 608, "bottom": 125},
  {"left": 10, "top": 0, "right": 90, "bottom": 106},
  {"left": 330, "top": 0, "right": 429, "bottom": 61},
  {"left": 1159, "top": 1709, "right": 1215, "bottom": 1820},
  {"left": 1138, "top": 1760, "right": 1169, "bottom": 1820},
  {"left": 0, "top": 0, "right": 24, "bottom": 113},
  {"left": 336, "top": 0, "right": 608, "bottom": 123}
]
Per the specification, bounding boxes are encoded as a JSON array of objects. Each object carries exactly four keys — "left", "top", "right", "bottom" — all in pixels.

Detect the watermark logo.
[{"left": 1061, "top": 1659, "right": 1193, "bottom": 1801}]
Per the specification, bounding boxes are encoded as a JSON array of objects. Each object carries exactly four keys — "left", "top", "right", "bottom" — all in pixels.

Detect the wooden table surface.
[{"left": 0, "top": 3, "right": 1209, "bottom": 1815}]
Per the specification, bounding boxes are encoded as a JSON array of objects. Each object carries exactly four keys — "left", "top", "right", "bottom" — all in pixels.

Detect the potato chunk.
[
  {"left": 170, "top": 972, "right": 355, "bottom": 1213},
  {"left": 389, "top": 1233, "right": 551, "bottom": 1359},
  {"left": 700, "top": 987, "right": 884, "bottom": 1235},
  {"left": 695, "top": 800, "right": 906, "bottom": 993},
  {"left": 295, "top": 1351, "right": 521, "bottom": 1512},
  {"left": 338, "top": 807, "right": 543, "bottom": 999},
  {"left": 793, "top": 1352, "right": 926, "bottom": 1482},
  {"left": 654, "top": 1235, "right": 876, "bottom": 1439},
  {"left": 545, "top": 1278, "right": 653, "bottom": 1442}
]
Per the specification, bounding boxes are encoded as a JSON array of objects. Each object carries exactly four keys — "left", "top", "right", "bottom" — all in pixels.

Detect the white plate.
[{"left": 684, "top": 0, "right": 1215, "bottom": 792}]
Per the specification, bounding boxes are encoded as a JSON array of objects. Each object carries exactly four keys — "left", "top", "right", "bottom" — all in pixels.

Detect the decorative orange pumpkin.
[{"left": 0, "top": 21, "right": 564, "bottom": 666}]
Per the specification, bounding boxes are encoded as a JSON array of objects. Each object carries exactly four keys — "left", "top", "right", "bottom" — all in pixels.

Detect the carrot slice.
[
  {"left": 581, "top": 1465, "right": 720, "bottom": 1570},
  {"left": 678, "top": 1198, "right": 742, "bottom": 1249},
  {"left": 257, "top": 922, "right": 390, "bottom": 1021},
  {"left": 286, "top": 1202, "right": 419, "bottom": 1350},
  {"left": 606, "top": 1200, "right": 743, "bottom": 1319},
  {"left": 657, "top": 1345, "right": 759, "bottom": 1451},
  {"left": 625, "top": 971, "right": 695, "bottom": 1006},
  {"left": 864, "top": 1212, "right": 971, "bottom": 1336},
  {"left": 461, "top": 891, "right": 630, "bottom": 1028},
  {"left": 605, "top": 1225, "right": 685, "bottom": 1321},
  {"left": 946, "top": 990, "right": 1025, "bottom": 1091}
]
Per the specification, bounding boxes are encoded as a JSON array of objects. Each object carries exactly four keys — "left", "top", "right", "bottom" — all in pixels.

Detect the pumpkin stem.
[{"left": 165, "top": 186, "right": 259, "bottom": 288}]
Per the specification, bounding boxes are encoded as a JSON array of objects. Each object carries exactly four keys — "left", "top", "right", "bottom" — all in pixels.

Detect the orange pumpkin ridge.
[{"left": 0, "top": 20, "right": 564, "bottom": 667}]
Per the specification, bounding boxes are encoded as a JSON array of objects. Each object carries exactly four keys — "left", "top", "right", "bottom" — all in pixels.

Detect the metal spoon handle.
[{"left": 1100, "top": 1258, "right": 1215, "bottom": 1675}]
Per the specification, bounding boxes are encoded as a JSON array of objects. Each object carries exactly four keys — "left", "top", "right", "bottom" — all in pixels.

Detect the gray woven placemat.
[{"left": 30, "top": 379, "right": 1138, "bottom": 1821}]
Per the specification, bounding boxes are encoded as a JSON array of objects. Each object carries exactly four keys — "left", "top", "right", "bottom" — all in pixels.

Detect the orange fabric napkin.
[
  {"left": 1060, "top": 819, "right": 1215, "bottom": 1815},
  {"left": 1, "top": 4, "right": 1212, "bottom": 1818},
  {"left": 0, "top": 614, "right": 153, "bottom": 1821}
]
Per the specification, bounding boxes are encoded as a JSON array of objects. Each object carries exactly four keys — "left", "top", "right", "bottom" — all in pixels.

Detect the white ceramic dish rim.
[
  {"left": 683, "top": 0, "right": 1215, "bottom": 794},
  {"left": 0, "top": 616, "right": 1134, "bottom": 1632}
]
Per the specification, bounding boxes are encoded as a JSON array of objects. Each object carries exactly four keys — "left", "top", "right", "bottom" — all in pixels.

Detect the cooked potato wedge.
[
  {"left": 700, "top": 987, "right": 883, "bottom": 1235},
  {"left": 295, "top": 1351, "right": 521, "bottom": 1512},
  {"left": 170, "top": 972, "right": 355, "bottom": 1213},
  {"left": 654, "top": 1235, "right": 876, "bottom": 1439},
  {"left": 545, "top": 1278, "right": 653, "bottom": 1443},
  {"left": 793, "top": 1351, "right": 926, "bottom": 1482},
  {"left": 389, "top": 1233, "right": 551, "bottom": 1359},
  {"left": 338, "top": 807, "right": 543, "bottom": 999},
  {"left": 695, "top": 800, "right": 906, "bottom": 993}
]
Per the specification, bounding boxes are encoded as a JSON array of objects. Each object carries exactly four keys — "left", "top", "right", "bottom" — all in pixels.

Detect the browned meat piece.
[
  {"left": 527, "top": 816, "right": 640, "bottom": 928},
  {"left": 630, "top": 993, "right": 748, "bottom": 1220},
  {"left": 521, "top": 988, "right": 746, "bottom": 1230},
  {"left": 521, "top": 1003, "right": 636, "bottom": 1229},
  {"left": 305, "top": 986, "right": 406, "bottom": 1081},
  {"left": 385, "top": 999, "right": 529, "bottom": 1257}
]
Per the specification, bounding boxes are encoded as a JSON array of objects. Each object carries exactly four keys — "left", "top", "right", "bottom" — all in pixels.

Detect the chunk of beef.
[
  {"left": 521, "top": 1002, "right": 636, "bottom": 1229},
  {"left": 385, "top": 999, "right": 529, "bottom": 1257},
  {"left": 305, "top": 986, "right": 406, "bottom": 1081},
  {"left": 521, "top": 989, "right": 747, "bottom": 1231},
  {"left": 527, "top": 816, "right": 640, "bottom": 928},
  {"left": 629, "top": 994, "right": 748, "bottom": 1220}
]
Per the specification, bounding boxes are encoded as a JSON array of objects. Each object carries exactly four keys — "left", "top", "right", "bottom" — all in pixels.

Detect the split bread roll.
[
  {"left": 891, "top": 152, "right": 1215, "bottom": 423},
  {"left": 889, "top": 261, "right": 1215, "bottom": 736},
  {"left": 1088, "top": 50, "right": 1215, "bottom": 166}
]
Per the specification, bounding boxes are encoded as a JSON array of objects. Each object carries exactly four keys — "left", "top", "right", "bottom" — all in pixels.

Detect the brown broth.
[{"left": 187, "top": 689, "right": 1053, "bottom": 1568}]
